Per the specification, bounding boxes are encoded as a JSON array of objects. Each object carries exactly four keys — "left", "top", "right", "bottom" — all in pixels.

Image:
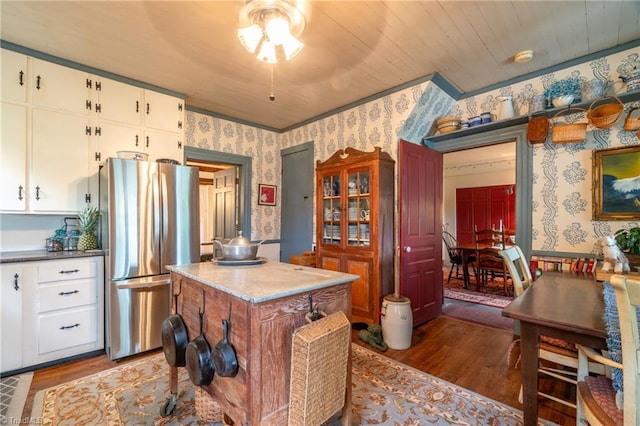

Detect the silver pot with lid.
[{"left": 214, "top": 231, "right": 264, "bottom": 260}]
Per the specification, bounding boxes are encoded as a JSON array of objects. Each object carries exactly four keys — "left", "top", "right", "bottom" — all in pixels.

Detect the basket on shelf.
[
  {"left": 194, "top": 386, "right": 222, "bottom": 423},
  {"left": 623, "top": 107, "right": 640, "bottom": 132},
  {"left": 551, "top": 107, "right": 588, "bottom": 143},
  {"left": 586, "top": 96, "right": 623, "bottom": 129},
  {"left": 527, "top": 113, "right": 549, "bottom": 144}
]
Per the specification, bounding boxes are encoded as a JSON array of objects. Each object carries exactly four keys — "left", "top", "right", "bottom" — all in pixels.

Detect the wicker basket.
[
  {"left": 288, "top": 311, "right": 350, "bottom": 426},
  {"left": 587, "top": 96, "right": 623, "bottom": 129},
  {"left": 527, "top": 113, "right": 549, "bottom": 144},
  {"left": 551, "top": 107, "right": 588, "bottom": 143},
  {"left": 623, "top": 107, "right": 640, "bottom": 132},
  {"left": 194, "top": 386, "right": 222, "bottom": 423}
]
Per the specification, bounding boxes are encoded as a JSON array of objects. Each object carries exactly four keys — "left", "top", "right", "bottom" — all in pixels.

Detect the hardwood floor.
[{"left": 22, "top": 315, "right": 575, "bottom": 425}]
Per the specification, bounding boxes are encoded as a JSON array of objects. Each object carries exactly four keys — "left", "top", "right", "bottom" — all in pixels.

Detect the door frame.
[
  {"left": 184, "top": 146, "right": 252, "bottom": 239},
  {"left": 426, "top": 124, "right": 532, "bottom": 261}
]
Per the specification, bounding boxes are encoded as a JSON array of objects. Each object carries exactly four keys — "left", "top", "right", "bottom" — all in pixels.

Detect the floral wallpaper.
[
  {"left": 186, "top": 45, "right": 640, "bottom": 257},
  {"left": 430, "top": 47, "right": 640, "bottom": 256},
  {"left": 186, "top": 80, "right": 454, "bottom": 241}
]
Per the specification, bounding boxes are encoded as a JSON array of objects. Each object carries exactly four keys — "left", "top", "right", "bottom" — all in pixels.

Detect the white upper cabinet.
[
  {"left": 1, "top": 49, "right": 28, "bottom": 103},
  {"left": 0, "top": 48, "right": 186, "bottom": 213},
  {"left": 144, "top": 128, "right": 183, "bottom": 162},
  {"left": 93, "top": 77, "right": 142, "bottom": 126},
  {"left": 31, "top": 58, "right": 91, "bottom": 116},
  {"left": 31, "top": 108, "right": 90, "bottom": 212},
  {"left": 92, "top": 120, "right": 142, "bottom": 163},
  {"left": 0, "top": 102, "right": 28, "bottom": 211},
  {"left": 143, "top": 89, "right": 184, "bottom": 133}
]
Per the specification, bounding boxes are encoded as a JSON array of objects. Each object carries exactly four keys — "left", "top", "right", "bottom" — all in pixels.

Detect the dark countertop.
[{"left": 0, "top": 249, "right": 105, "bottom": 263}]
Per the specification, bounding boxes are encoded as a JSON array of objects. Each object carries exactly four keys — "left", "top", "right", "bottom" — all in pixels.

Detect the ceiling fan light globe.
[
  {"left": 238, "top": 24, "right": 263, "bottom": 53},
  {"left": 257, "top": 40, "right": 277, "bottom": 64},
  {"left": 282, "top": 34, "right": 304, "bottom": 60},
  {"left": 265, "top": 16, "right": 290, "bottom": 46}
]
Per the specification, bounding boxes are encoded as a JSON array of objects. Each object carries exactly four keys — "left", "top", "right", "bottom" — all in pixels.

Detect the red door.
[{"left": 399, "top": 140, "right": 443, "bottom": 326}]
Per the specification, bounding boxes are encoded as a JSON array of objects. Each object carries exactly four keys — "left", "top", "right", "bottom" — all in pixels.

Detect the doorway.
[
  {"left": 433, "top": 127, "right": 531, "bottom": 328},
  {"left": 184, "top": 146, "right": 252, "bottom": 260}
]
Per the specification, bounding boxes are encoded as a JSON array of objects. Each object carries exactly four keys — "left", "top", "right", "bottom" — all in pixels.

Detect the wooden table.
[
  {"left": 453, "top": 243, "right": 512, "bottom": 290},
  {"left": 501, "top": 272, "right": 607, "bottom": 426}
]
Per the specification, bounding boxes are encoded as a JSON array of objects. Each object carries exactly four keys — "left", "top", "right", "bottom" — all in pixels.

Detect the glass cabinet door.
[
  {"left": 346, "top": 170, "right": 370, "bottom": 247},
  {"left": 321, "top": 174, "right": 341, "bottom": 245}
]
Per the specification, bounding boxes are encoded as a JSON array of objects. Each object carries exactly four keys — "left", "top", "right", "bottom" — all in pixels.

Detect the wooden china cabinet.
[{"left": 315, "top": 147, "right": 394, "bottom": 325}]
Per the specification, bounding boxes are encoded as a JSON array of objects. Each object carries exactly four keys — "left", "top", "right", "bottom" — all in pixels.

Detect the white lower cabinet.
[
  {"left": 0, "top": 256, "right": 104, "bottom": 374},
  {"left": 1, "top": 264, "right": 25, "bottom": 372}
]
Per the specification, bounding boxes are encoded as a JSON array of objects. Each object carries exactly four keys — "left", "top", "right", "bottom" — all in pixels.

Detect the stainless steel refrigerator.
[{"left": 99, "top": 158, "right": 199, "bottom": 360}]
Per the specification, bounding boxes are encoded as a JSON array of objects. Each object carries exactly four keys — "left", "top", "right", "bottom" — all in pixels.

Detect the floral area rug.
[
  {"left": 33, "top": 345, "right": 553, "bottom": 425},
  {"left": 443, "top": 268, "right": 513, "bottom": 308}
]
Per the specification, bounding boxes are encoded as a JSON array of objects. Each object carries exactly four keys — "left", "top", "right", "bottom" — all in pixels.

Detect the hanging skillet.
[
  {"left": 185, "top": 291, "right": 214, "bottom": 386},
  {"left": 212, "top": 317, "right": 238, "bottom": 377},
  {"left": 161, "top": 282, "right": 189, "bottom": 367}
]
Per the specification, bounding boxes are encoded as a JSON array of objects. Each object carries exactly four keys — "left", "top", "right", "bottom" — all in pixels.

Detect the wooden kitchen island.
[{"left": 167, "top": 260, "right": 358, "bottom": 425}]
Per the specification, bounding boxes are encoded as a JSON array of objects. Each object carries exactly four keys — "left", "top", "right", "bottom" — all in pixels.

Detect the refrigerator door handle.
[{"left": 114, "top": 276, "right": 171, "bottom": 290}]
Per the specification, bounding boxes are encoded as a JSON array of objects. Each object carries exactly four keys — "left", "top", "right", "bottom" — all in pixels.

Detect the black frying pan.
[
  {"left": 185, "top": 294, "right": 214, "bottom": 386},
  {"left": 212, "top": 318, "right": 238, "bottom": 377},
  {"left": 161, "top": 290, "right": 189, "bottom": 367}
]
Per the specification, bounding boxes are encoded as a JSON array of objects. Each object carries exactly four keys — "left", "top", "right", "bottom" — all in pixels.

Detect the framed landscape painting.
[
  {"left": 258, "top": 184, "right": 277, "bottom": 206},
  {"left": 593, "top": 146, "right": 640, "bottom": 220}
]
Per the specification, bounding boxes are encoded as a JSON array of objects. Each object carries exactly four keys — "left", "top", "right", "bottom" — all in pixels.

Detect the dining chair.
[
  {"left": 474, "top": 224, "right": 510, "bottom": 295},
  {"left": 442, "top": 231, "right": 475, "bottom": 284},
  {"left": 500, "top": 246, "right": 607, "bottom": 409},
  {"left": 576, "top": 275, "right": 640, "bottom": 426}
]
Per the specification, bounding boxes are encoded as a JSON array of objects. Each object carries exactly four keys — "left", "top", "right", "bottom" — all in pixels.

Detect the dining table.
[
  {"left": 501, "top": 271, "right": 607, "bottom": 426},
  {"left": 453, "top": 242, "right": 513, "bottom": 290}
]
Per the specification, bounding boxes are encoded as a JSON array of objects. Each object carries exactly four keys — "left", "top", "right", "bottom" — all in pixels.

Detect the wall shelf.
[{"left": 423, "top": 89, "right": 640, "bottom": 146}]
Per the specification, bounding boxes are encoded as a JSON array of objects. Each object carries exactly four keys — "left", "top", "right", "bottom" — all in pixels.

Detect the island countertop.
[{"left": 167, "top": 260, "right": 359, "bottom": 303}]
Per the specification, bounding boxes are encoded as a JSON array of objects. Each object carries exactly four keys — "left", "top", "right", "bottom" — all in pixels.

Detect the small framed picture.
[
  {"left": 258, "top": 184, "right": 277, "bottom": 206},
  {"left": 593, "top": 146, "right": 640, "bottom": 220}
]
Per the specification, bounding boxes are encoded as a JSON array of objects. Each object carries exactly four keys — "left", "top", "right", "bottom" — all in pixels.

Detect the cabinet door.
[
  {"left": 320, "top": 173, "right": 342, "bottom": 246},
  {"left": 1, "top": 49, "right": 28, "bottom": 103},
  {"left": 32, "top": 108, "right": 89, "bottom": 212},
  {"left": 144, "top": 128, "right": 182, "bottom": 162},
  {"left": 1, "top": 264, "right": 23, "bottom": 372},
  {"left": 32, "top": 58, "right": 90, "bottom": 115},
  {"left": 345, "top": 256, "right": 373, "bottom": 320},
  {"left": 346, "top": 169, "right": 371, "bottom": 247},
  {"left": 94, "top": 77, "right": 142, "bottom": 126},
  {"left": 94, "top": 121, "right": 142, "bottom": 164},
  {"left": 143, "top": 90, "right": 184, "bottom": 132},
  {"left": 0, "top": 102, "right": 27, "bottom": 211}
]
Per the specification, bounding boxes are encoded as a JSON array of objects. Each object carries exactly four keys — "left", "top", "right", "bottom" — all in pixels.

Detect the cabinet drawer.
[
  {"left": 38, "top": 306, "right": 97, "bottom": 354},
  {"left": 38, "top": 279, "right": 96, "bottom": 313},
  {"left": 38, "top": 259, "right": 96, "bottom": 283}
]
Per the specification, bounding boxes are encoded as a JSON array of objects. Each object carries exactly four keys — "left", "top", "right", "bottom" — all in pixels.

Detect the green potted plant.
[{"left": 614, "top": 226, "right": 640, "bottom": 268}]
